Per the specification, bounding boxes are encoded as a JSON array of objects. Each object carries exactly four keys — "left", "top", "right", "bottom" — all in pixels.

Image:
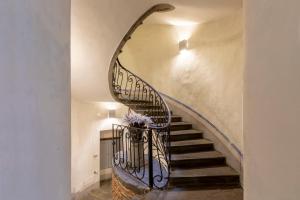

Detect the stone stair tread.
[
  {"left": 120, "top": 99, "right": 152, "bottom": 103},
  {"left": 171, "top": 139, "right": 213, "bottom": 147},
  {"left": 170, "top": 166, "right": 238, "bottom": 178},
  {"left": 152, "top": 115, "right": 181, "bottom": 119},
  {"left": 171, "top": 122, "right": 192, "bottom": 126},
  {"left": 135, "top": 109, "right": 170, "bottom": 113},
  {"left": 170, "top": 129, "right": 201, "bottom": 136},
  {"left": 171, "top": 151, "right": 224, "bottom": 161},
  {"left": 127, "top": 103, "right": 159, "bottom": 107}
]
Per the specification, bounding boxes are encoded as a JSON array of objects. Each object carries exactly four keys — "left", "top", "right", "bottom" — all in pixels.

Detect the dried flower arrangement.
[{"left": 123, "top": 112, "right": 153, "bottom": 129}]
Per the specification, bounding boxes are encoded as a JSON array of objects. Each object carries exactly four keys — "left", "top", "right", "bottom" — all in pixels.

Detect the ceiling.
[{"left": 147, "top": 0, "right": 243, "bottom": 25}]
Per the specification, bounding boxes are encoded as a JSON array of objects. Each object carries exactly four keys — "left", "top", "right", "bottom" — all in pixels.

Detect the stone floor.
[
  {"left": 81, "top": 181, "right": 243, "bottom": 200},
  {"left": 145, "top": 188, "right": 243, "bottom": 200},
  {"left": 79, "top": 181, "right": 112, "bottom": 200}
]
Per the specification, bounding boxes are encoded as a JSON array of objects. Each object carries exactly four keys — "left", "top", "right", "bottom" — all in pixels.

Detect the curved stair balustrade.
[
  {"left": 111, "top": 59, "right": 171, "bottom": 189},
  {"left": 108, "top": 4, "right": 174, "bottom": 189},
  {"left": 108, "top": 4, "right": 241, "bottom": 191}
]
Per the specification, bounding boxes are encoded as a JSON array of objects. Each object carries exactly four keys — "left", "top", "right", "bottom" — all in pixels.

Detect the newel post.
[{"left": 148, "top": 128, "right": 154, "bottom": 189}]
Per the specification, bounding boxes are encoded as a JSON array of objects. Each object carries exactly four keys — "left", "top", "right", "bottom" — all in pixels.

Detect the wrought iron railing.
[
  {"left": 108, "top": 4, "right": 174, "bottom": 189},
  {"left": 112, "top": 125, "right": 169, "bottom": 189},
  {"left": 111, "top": 59, "right": 171, "bottom": 189}
]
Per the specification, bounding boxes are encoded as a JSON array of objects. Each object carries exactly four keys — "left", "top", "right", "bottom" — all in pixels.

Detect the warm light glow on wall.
[
  {"left": 176, "top": 49, "right": 195, "bottom": 63},
  {"left": 172, "top": 22, "right": 198, "bottom": 42},
  {"left": 98, "top": 118, "right": 122, "bottom": 131},
  {"left": 101, "top": 101, "right": 119, "bottom": 110},
  {"left": 168, "top": 19, "right": 198, "bottom": 26},
  {"left": 172, "top": 49, "right": 196, "bottom": 75},
  {"left": 97, "top": 101, "right": 122, "bottom": 131}
]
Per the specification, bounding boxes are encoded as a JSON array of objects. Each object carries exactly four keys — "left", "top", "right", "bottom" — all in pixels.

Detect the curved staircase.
[
  {"left": 121, "top": 100, "right": 240, "bottom": 189},
  {"left": 108, "top": 4, "right": 240, "bottom": 191}
]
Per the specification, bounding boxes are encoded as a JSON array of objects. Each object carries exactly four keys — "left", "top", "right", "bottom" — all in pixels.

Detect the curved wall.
[
  {"left": 244, "top": 0, "right": 300, "bottom": 199},
  {"left": 71, "top": 0, "right": 244, "bottom": 194},
  {"left": 120, "top": 10, "right": 244, "bottom": 151},
  {"left": 71, "top": 0, "right": 153, "bottom": 101},
  {"left": 0, "top": 0, "right": 71, "bottom": 199}
]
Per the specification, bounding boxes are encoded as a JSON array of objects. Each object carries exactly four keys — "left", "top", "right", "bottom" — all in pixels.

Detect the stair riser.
[
  {"left": 170, "top": 144, "right": 214, "bottom": 154},
  {"left": 155, "top": 117, "right": 182, "bottom": 123},
  {"left": 171, "top": 158, "right": 226, "bottom": 169},
  {"left": 170, "top": 124, "right": 192, "bottom": 131},
  {"left": 170, "top": 133, "right": 203, "bottom": 141},
  {"left": 169, "top": 176, "right": 240, "bottom": 189},
  {"left": 129, "top": 105, "right": 160, "bottom": 109},
  {"left": 118, "top": 98, "right": 151, "bottom": 104},
  {"left": 170, "top": 117, "right": 182, "bottom": 122},
  {"left": 136, "top": 111, "right": 172, "bottom": 116}
]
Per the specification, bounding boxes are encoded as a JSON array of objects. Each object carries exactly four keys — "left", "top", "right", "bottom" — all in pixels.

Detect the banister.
[{"left": 108, "top": 4, "right": 175, "bottom": 189}]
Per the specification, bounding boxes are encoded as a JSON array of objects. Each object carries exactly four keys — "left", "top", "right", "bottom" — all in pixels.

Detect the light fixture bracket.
[{"left": 179, "top": 39, "right": 188, "bottom": 51}]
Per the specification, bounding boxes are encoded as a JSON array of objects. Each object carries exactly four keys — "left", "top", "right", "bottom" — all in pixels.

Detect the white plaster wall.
[
  {"left": 0, "top": 0, "right": 71, "bottom": 199},
  {"left": 244, "top": 0, "right": 300, "bottom": 199},
  {"left": 120, "top": 11, "right": 244, "bottom": 151},
  {"left": 71, "top": 99, "right": 100, "bottom": 193},
  {"left": 71, "top": 0, "right": 153, "bottom": 101},
  {"left": 71, "top": 98, "right": 126, "bottom": 193}
]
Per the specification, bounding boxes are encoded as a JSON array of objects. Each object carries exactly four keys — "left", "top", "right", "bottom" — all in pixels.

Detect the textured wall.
[
  {"left": 244, "top": 0, "right": 300, "bottom": 199},
  {"left": 120, "top": 11, "right": 244, "bottom": 151},
  {"left": 0, "top": 0, "right": 71, "bottom": 199}
]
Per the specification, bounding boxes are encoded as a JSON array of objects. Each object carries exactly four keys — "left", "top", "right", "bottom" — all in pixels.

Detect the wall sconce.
[
  {"left": 101, "top": 101, "right": 118, "bottom": 118},
  {"left": 179, "top": 39, "right": 188, "bottom": 53},
  {"left": 107, "top": 109, "right": 116, "bottom": 118}
]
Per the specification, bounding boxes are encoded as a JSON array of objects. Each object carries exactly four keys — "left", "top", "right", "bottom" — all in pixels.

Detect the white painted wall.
[
  {"left": 244, "top": 0, "right": 300, "bottom": 199},
  {"left": 0, "top": 0, "right": 71, "bottom": 200},
  {"left": 71, "top": 98, "right": 126, "bottom": 193},
  {"left": 71, "top": 99, "right": 100, "bottom": 193},
  {"left": 120, "top": 11, "right": 244, "bottom": 151}
]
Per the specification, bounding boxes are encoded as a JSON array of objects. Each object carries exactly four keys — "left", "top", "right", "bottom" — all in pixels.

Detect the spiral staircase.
[{"left": 108, "top": 4, "right": 241, "bottom": 191}]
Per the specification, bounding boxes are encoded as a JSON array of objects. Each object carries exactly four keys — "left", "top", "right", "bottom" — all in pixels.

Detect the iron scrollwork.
[{"left": 111, "top": 59, "right": 171, "bottom": 189}]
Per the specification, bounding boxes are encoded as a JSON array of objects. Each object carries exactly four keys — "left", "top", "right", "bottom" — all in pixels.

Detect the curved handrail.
[
  {"left": 108, "top": 3, "right": 174, "bottom": 105},
  {"left": 108, "top": 4, "right": 175, "bottom": 189},
  {"left": 115, "top": 59, "right": 171, "bottom": 129}
]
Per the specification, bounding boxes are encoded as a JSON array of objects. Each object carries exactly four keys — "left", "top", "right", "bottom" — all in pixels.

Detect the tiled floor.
[{"left": 81, "top": 181, "right": 243, "bottom": 200}]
